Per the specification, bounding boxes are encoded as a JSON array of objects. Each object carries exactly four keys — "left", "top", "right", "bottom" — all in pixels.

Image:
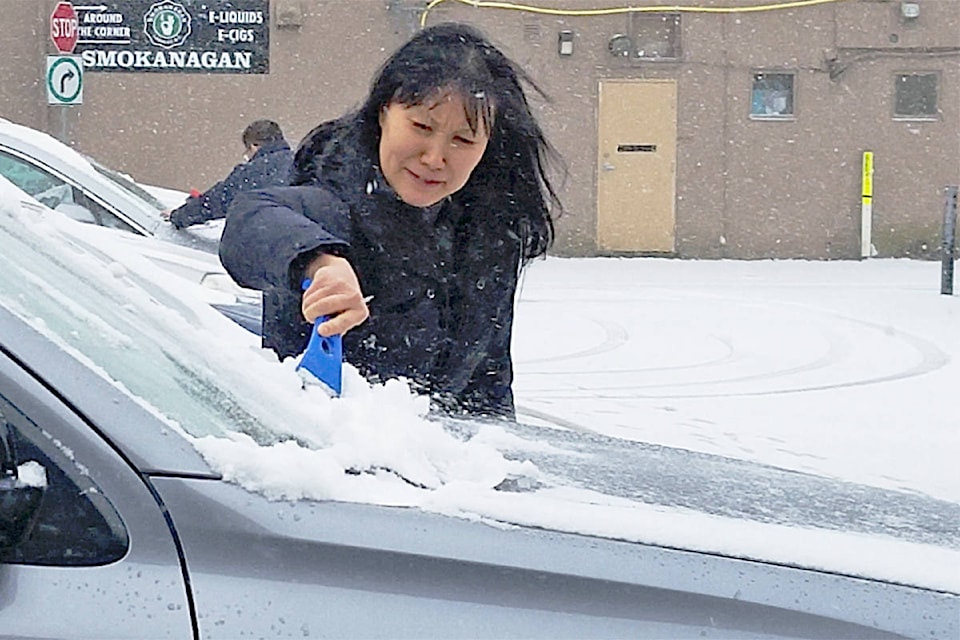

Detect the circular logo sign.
[{"left": 143, "top": 0, "right": 191, "bottom": 49}]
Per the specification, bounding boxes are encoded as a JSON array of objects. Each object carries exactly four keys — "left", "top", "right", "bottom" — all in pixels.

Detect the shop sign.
[{"left": 73, "top": 0, "right": 269, "bottom": 74}]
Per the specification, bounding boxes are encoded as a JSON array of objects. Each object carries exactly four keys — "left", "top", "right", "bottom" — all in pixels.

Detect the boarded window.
[
  {"left": 632, "top": 13, "right": 681, "bottom": 60},
  {"left": 894, "top": 73, "right": 938, "bottom": 119},
  {"left": 750, "top": 72, "right": 795, "bottom": 119}
]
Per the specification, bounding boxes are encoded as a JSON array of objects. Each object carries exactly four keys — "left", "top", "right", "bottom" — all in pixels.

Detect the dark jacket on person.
[
  {"left": 220, "top": 119, "right": 522, "bottom": 417},
  {"left": 170, "top": 139, "right": 293, "bottom": 229}
]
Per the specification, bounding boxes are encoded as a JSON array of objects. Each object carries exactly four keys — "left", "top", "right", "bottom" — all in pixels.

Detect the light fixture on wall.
[
  {"left": 276, "top": 0, "right": 304, "bottom": 28},
  {"left": 901, "top": 1, "right": 920, "bottom": 19},
  {"left": 558, "top": 30, "right": 574, "bottom": 56},
  {"left": 608, "top": 34, "right": 633, "bottom": 57}
]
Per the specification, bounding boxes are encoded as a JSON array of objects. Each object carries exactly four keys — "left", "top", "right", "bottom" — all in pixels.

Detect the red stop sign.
[{"left": 50, "top": 2, "right": 79, "bottom": 54}]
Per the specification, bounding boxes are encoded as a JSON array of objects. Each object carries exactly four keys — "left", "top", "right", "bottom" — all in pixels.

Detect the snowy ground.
[{"left": 513, "top": 257, "right": 960, "bottom": 504}]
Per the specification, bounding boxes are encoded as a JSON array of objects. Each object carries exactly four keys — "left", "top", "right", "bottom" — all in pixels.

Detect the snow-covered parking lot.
[{"left": 514, "top": 257, "right": 960, "bottom": 503}]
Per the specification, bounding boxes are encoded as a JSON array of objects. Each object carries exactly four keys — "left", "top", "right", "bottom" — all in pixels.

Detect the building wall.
[{"left": 2, "top": 0, "right": 958, "bottom": 259}]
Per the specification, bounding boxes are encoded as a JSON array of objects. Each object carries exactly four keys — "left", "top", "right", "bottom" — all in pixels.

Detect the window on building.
[
  {"left": 750, "top": 72, "right": 795, "bottom": 119},
  {"left": 632, "top": 13, "right": 681, "bottom": 60},
  {"left": 894, "top": 73, "right": 938, "bottom": 120}
]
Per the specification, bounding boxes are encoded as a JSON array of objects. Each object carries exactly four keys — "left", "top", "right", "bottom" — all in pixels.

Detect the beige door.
[{"left": 597, "top": 80, "right": 677, "bottom": 253}]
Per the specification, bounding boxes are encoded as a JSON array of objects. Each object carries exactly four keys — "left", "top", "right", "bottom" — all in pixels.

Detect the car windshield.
[
  {"left": 1, "top": 183, "right": 958, "bottom": 596},
  {"left": 88, "top": 157, "right": 169, "bottom": 212},
  {"left": 0, "top": 192, "right": 267, "bottom": 441}
]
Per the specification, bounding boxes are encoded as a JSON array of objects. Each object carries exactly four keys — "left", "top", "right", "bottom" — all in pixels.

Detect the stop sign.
[{"left": 50, "top": 2, "right": 79, "bottom": 54}]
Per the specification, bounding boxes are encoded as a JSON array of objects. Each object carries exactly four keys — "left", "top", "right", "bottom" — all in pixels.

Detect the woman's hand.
[{"left": 301, "top": 253, "right": 369, "bottom": 336}]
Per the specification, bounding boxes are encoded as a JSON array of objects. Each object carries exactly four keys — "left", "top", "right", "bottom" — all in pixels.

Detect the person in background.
[
  {"left": 220, "top": 23, "right": 564, "bottom": 418},
  {"left": 163, "top": 119, "right": 293, "bottom": 229}
]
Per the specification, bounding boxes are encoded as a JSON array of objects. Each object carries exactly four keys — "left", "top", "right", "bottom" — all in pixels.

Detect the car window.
[
  {"left": 88, "top": 158, "right": 169, "bottom": 212},
  {"left": 0, "top": 150, "right": 63, "bottom": 196},
  {"left": 0, "top": 398, "right": 128, "bottom": 567},
  {"left": 0, "top": 149, "right": 138, "bottom": 233}
]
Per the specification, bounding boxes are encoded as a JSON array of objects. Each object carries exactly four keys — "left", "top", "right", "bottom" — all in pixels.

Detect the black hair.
[
  {"left": 354, "top": 22, "right": 563, "bottom": 263},
  {"left": 242, "top": 119, "right": 284, "bottom": 147}
]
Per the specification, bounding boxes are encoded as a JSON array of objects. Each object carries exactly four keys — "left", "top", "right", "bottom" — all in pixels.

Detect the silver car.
[
  {"left": 0, "top": 181, "right": 957, "bottom": 638},
  {"left": 0, "top": 117, "right": 220, "bottom": 254},
  {"left": 0, "top": 119, "right": 262, "bottom": 333}
]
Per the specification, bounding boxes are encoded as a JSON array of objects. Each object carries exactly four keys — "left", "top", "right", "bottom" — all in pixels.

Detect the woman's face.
[{"left": 378, "top": 92, "right": 490, "bottom": 207}]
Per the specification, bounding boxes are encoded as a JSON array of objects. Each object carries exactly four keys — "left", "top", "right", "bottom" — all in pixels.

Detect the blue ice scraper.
[{"left": 297, "top": 279, "right": 342, "bottom": 396}]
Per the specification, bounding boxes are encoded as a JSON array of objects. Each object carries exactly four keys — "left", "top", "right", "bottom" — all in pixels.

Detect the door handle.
[{"left": 602, "top": 162, "right": 616, "bottom": 172}]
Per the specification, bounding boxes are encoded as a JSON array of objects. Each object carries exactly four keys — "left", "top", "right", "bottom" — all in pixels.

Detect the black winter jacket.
[
  {"left": 220, "top": 120, "right": 522, "bottom": 417},
  {"left": 170, "top": 139, "right": 293, "bottom": 229}
]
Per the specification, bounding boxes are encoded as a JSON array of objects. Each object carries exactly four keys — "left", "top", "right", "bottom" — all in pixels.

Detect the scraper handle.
[{"left": 296, "top": 279, "right": 342, "bottom": 396}]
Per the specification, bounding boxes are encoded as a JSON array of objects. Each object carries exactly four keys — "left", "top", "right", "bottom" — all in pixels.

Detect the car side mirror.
[{"left": 0, "top": 417, "right": 45, "bottom": 555}]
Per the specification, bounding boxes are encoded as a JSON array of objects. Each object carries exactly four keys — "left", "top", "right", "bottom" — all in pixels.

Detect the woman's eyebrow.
[{"left": 416, "top": 111, "right": 481, "bottom": 135}]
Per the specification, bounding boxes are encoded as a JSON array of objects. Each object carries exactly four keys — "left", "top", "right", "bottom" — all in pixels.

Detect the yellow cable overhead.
[{"left": 421, "top": 0, "right": 851, "bottom": 28}]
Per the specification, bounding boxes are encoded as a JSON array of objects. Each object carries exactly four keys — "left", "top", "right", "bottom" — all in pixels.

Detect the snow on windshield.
[
  {"left": 0, "top": 178, "right": 521, "bottom": 495},
  {"left": 1, "top": 178, "right": 957, "bottom": 594}
]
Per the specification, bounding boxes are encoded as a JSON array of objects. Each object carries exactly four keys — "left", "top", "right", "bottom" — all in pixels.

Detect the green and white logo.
[{"left": 143, "top": 0, "right": 191, "bottom": 49}]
